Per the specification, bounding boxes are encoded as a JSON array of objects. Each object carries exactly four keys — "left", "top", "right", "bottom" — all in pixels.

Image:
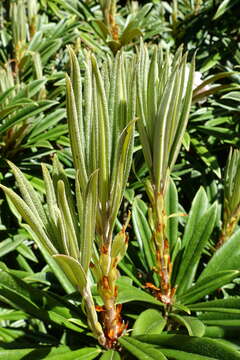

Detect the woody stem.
[{"left": 153, "top": 191, "right": 172, "bottom": 304}]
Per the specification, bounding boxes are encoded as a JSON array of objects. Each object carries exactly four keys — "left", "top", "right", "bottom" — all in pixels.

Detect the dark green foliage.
[{"left": 0, "top": 0, "right": 240, "bottom": 359}]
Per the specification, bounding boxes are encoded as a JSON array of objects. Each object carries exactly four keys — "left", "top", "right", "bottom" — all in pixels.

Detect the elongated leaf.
[
  {"left": 117, "top": 283, "right": 163, "bottom": 307},
  {"left": 0, "top": 271, "right": 85, "bottom": 333},
  {"left": 8, "top": 161, "right": 47, "bottom": 226},
  {"left": 66, "top": 74, "right": 88, "bottom": 191},
  {"left": 178, "top": 270, "right": 240, "bottom": 305},
  {"left": 91, "top": 54, "right": 110, "bottom": 211},
  {"left": 159, "top": 348, "right": 217, "bottom": 360},
  {"left": 12, "top": 79, "right": 46, "bottom": 103},
  {"left": 132, "top": 197, "right": 155, "bottom": 272},
  {"left": 0, "top": 86, "right": 15, "bottom": 104},
  {"left": 181, "top": 187, "right": 209, "bottom": 249},
  {"left": 204, "top": 326, "right": 240, "bottom": 340},
  {"left": 100, "top": 350, "right": 121, "bottom": 360},
  {"left": 0, "top": 100, "right": 56, "bottom": 135},
  {"left": 176, "top": 202, "right": 217, "bottom": 294},
  {"left": 46, "top": 347, "right": 101, "bottom": 360},
  {"left": 153, "top": 66, "right": 177, "bottom": 191},
  {"left": 135, "top": 334, "right": 240, "bottom": 359},
  {"left": 109, "top": 120, "right": 136, "bottom": 234},
  {"left": 189, "top": 297, "right": 240, "bottom": 313},
  {"left": 0, "top": 347, "right": 100, "bottom": 360},
  {"left": 29, "top": 108, "right": 66, "bottom": 139},
  {"left": 0, "top": 309, "right": 28, "bottom": 321},
  {"left": 170, "top": 314, "right": 205, "bottom": 337},
  {"left": 23, "top": 224, "right": 75, "bottom": 294},
  {"left": 0, "top": 185, "right": 56, "bottom": 255},
  {"left": 41, "top": 163, "right": 58, "bottom": 224},
  {"left": 168, "top": 55, "right": 195, "bottom": 171},
  {"left": 0, "top": 237, "right": 23, "bottom": 257},
  {"left": 199, "top": 229, "right": 240, "bottom": 281},
  {"left": 57, "top": 180, "right": 79, "bottom": 259},
  {"left": 213, "top": 0, "right": 232, "bottom": 20},
  {"left": 68, "top": 47, "right": 84, "bottom": 148},
  {"left": 132, "top": 309, "right": 166, "bottom": 336},
  {"left": 191, "top": 138, "right": 221, "bottom": 178},
  {"left": 165, "top": 178, "right": 178, "bottom": 254},
  {"left": 193, "top": 72, "right": 236, "bottom": 95},
  {"left": 80, "top": 170, "right": 98, "bottom": 273},
  {"left": 119, "top": 337, "right": 167, "bottom": 360}
]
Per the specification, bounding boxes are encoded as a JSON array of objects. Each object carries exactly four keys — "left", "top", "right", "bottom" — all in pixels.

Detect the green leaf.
[
  {"left": 204, "top": 326, "right": 240, "bottom": 340},
  {"left": 109, "top": 120, "right": 136, "bottom": 234},
  {"left": 178, "top": 270, "right": 240, "bottom": 305},
  {"left": 175, "top": 202, "right": 217, "bottom": 294},
  {"left": 132, "top": 197, "right": 154, "bottom": 271},
  {"left": 0, "top": 237, "right": 23, "bottom": 258},
  {"left": 120, "top": 26, "right": 142, "bottom": 46},
  {"left": 213, "top": 0, "right": 232, "bottom": 20},
  {"left": 201, "top": 318, "right": 240, "bottom": 327},
  {"left": 191, "top": 138, "right": 221, "bottom": 178},
  {"left": 53, "top": 254, "right": 86, "bottom": 292},
  {"left": 24, "top": 226, "right": 75, "bottom": 294},
  {"left": 57, "top": 180, "right": 79, "bottom": 259},
  {"left": 100, "top": 350, "right": 121, "bottom": 360},
  {"left": 91, "top": 20, "right": 111, "bottom": 40},
  {"left": 117, "top": 282, "right": 163, "bottom": 307},
  {"left": 0, "top": 310, "right": 28, "bottom": 321},
  {"left": 80, "top": 170, "right": 98, "bottom": 273},
  {"left": 170, "top": 314, "right": 205, "bottom": 337},
  {"left": 165, "top": 177, "right": 179, "bottom": 254},
  {"left": 8, "top": 161, "right": 47, "bottom": 226},
  {"left": 181, "top": 187, "right": 208, "bottom": 248},
  {"left": 29, "top": 108, "right": 66, "bottom": 139},
  {"left": 119, "top": 337, "right": 167, "bottom": 360},
  {"left": 135, "top": 334, "right": 240, "bottom": 359},
  {"left": 198, "top": 229, "right": 240, "bottom": 281},
  {"left": 0, "top": 100, "right": 56, "bottom": 135},
  {"left": 168, "top": 54, "right": 195, "bottom": 173},
  {"left": 46, "top": 347, "right": 101, "bottom": 359},
  {"left": 132, "top": 309, "right": 166, "bottom": 336},
  {"left": 66, "top": 73, "right": 88, "bottom": 191},
  {"left": 221, "top": 91, "right": 240, "bottom": 101},
  {"left": 12, "top": 79, "right": 46, "bottom": 102},
  {"left": 159, "top": 348, "right": 217, "bottom": 360},
  {"left": 91, "top": 53, "right": 110, "bottom": 210},
  {"left": 182, "top": 131, "right": 191, "bottom": 151},
  {"left": 0, "top": 185, "right": 57, "bottom": 255},
  {"left": 0, "top": 270, "right": 85, "bottom": 333},
  {"left": 153, "top": 61, "right": 178, "bottom": 191},
  {"left": 0, "top": 347, "right": 101, "bottom": 360},
  {"left": 193, "top": 72, "right": 236, "bottom": 96},
  {"left": 189, "top": 297, "right": 240, "bottom": 313}
]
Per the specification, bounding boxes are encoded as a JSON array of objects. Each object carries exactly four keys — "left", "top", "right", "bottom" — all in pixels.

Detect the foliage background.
[{"left": 0, "top": 0, "right": 240, "bottom": 359}]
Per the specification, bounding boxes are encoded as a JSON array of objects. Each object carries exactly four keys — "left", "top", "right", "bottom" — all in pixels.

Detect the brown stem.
[
  {"left": 99, "top": 275, "right": 126, "bottom": 349},
  {"left": 151, "top": 191, "right": 174, "bottom": 305},
  {"left": 102, "top": 0, "right": 119, "bottom": 41}
]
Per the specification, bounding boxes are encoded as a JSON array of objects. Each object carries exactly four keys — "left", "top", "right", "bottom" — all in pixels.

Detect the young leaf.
[
  {"left": 0, "top": 185, "right": 57, "bottom": 255},
  {"left": 132, "top": 309, "right": 166, "bottom": 336},
  {"left": 80, "top": 170, "right": 98, "bottom": 273},
  {"left": 53, "top": 254, "right": 86, "bottom": 292}
]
